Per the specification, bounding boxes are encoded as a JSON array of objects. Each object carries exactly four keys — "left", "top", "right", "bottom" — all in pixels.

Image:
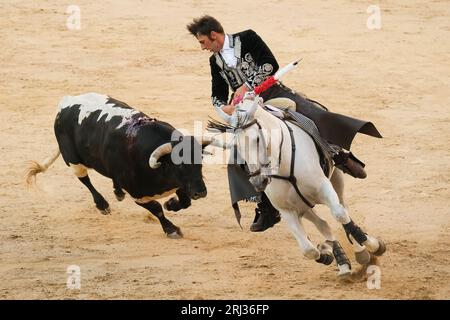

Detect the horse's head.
[
  {"left": 207, "top": 92, "right": 277, "bottom": 192},
  {"left": 232, "top": 93, "right": 272, "bottom": 192}
]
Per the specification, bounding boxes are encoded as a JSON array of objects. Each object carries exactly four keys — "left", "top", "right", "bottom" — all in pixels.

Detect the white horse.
[{"left": 207, "top": 92, "right": 386, "bottom": 278}]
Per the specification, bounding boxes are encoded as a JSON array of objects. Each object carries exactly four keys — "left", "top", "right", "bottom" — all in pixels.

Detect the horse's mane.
[{"left": 206, "top": 117, "right": 235, "bottom": 133}]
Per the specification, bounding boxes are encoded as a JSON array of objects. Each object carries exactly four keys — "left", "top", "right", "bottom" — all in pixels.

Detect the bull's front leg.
[
  {"left": 163, "top": 189, "right": 191, "bottom": 212},
  {"left": 136, "top": 200, "right": 183, "bottom": 239}
]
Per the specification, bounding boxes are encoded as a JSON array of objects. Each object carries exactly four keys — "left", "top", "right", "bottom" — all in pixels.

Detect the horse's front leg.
[
  {"left": 303, "top": 208, "right": 352, "bottom": 278},
  {"left": 281, "top": 210, "right": 333, "bottom": 265}
]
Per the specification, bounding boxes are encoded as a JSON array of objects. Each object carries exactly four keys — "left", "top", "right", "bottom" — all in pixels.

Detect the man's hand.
[
  {"left": 235, "top": 85, "right": 249, "bottom": 100},
  {"left": 232, "top": 84, "right": 249, "bottom": 105},
  {"left": 221, "top": 104, "right": 236, "bottom": 115}
]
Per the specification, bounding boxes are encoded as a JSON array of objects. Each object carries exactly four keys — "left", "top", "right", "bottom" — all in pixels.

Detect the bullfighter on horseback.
[{"left": 187, "top": 15, "right": 382, "bottom": 232}]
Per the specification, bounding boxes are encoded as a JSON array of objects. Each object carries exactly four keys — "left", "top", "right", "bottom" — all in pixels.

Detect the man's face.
[{"left": 196, "top": 32, "right": 222, "bottom": 53}]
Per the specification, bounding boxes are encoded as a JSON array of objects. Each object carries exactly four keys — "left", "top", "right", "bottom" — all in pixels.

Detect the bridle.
[
  {"left": 233, "top": 118, "right": 273, "bottom": 178},
  {"left": 234, "top": 109, "right": 315, "bottom": 208}
]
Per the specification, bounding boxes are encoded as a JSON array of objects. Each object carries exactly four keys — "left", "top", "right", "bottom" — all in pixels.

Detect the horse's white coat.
[
  {"left": 227, "top": 98, "right": 382, "bottom": 275},
  {"left": 58, "top": 93, "right": 139, "bottom": 128}
]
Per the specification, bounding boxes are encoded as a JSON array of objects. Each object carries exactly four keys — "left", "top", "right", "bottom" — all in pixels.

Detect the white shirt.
[{"left": 220, "top": 34, "right": 237, "bottom": 68}]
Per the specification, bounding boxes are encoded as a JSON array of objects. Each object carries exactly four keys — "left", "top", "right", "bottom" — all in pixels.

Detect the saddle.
[{"left": 264, "top": 100, "right": 333, "bottom": 177}]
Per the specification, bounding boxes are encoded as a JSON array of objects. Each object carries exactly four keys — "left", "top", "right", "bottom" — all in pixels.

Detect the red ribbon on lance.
[{"left": 254, "top": 76, "right": 277, "bottom": 95}]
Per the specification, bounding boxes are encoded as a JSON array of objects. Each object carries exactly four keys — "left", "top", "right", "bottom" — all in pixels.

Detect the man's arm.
[
  {"left": 210, "top": 56, "right": 229, "bottom": 108},
  {"left": 243, "top": 29, "right": 279, "bottom": 89},
  {"left": 210, "top": 56, "right": 235, "bottom": 119}
]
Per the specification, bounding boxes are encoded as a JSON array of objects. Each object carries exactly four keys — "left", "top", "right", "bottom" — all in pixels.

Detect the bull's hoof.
[
  {"left": 337, "top": 263, "right": 352, "bottom": 280},
  {"left": 372, "top": 239, "right": 387, "bottom": 257},
  {"left": 354, "top": 248, "right": 371, "bottom": 265},
  {"left": 166, "top": 229, "right": 183, "bottom": 239},
  {"left": 99, "top": 206, "right": 111, "bottom": 215},
  {"left": 115, "top": 192, "right": 125, "bottom": 201},
  {"left": 164, "top": 198, "right": 182, "bottom": 212}
]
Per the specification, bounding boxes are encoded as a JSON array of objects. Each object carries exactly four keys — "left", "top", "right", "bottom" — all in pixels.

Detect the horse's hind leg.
[
  {"left": 303, "top": 208, "right": 351, "bottom": 277},
  {"left": 330, "top": 168, "right": 346, "bottom": 207},
  {"left": 303, "top": 208, "right": 334, "bottom": 241},
  {"left": 330, "top": 169, "right": 371, "bottom": 264},
  {"left": 318, "top": 177, "right": 386, "bottom": 256}
]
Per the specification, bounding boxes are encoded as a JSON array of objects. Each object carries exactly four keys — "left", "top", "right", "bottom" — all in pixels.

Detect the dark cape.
[{"left": 259, "top": 83, "right": 382, "bottom": 151}]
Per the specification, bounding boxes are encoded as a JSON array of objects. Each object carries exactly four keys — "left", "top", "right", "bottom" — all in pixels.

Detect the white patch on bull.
[
  {"left": 69, "top": 163, "right": 88, "bottom": 178},
  {"left": 134, "top": 188, "right": 178, "bottom": 204},
  {"left": 58, "top": 93, "right": 139, "bottom": 128}
]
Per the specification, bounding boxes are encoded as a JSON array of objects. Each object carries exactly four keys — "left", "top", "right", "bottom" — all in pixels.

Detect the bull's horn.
[{"left": 149, "top": 142, "right": 173, "bottom": 169}]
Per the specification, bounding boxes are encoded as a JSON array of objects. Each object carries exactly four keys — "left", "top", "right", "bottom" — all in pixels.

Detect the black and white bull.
[{"left": 26, "top": 93, "right": 209, "bottom": 238}]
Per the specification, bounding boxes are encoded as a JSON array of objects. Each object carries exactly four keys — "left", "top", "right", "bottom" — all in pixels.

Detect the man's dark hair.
[{"left": 186, "top": 15, "right": 224, "bottom": 38}]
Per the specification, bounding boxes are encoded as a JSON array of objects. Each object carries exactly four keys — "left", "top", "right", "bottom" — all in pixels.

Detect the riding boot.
[
  {"left": 250, "top": 193, "right": 281, "bottom": 232},
  {"left": 333, "top": 151, "right": 367, "bottom": 179}
]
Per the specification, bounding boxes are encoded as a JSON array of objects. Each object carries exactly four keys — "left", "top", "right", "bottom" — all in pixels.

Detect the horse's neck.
[
  {"left": 253, "top": 106, "right": 320, "bottom": 177},
  {"left": 253, "top": 107, "right": 291, "bottom": 175},
  {"left": 253, "top": 106, "right": 281, "bottom": 129}
]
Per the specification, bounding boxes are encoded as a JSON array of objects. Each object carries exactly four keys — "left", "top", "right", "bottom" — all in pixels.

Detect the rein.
[{"left": 235, "top": 119, "right": 271, "bottom": 178}]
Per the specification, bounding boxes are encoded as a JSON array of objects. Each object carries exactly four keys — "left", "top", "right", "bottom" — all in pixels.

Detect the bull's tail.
[{"left": 26, "top": 146, "right": 61, "bottom": 186}]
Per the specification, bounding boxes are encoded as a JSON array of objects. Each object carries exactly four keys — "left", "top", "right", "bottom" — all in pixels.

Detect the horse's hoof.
[
  {"left": 355, "top": 248, "right": 371, "bottom": 265},
  {"left": 166, "top": 228, "right": 183, "bottom": 239},
  {"left": 373, "top": 239, "right": 386, "bottom": 256},
  {"left": 337, "top": 263, "right": 352, "bottom": 280}
]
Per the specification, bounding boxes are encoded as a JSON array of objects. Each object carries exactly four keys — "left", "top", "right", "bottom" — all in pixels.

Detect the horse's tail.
[{"left": 26, "top": 145, "right": 61, "bottom": 186}]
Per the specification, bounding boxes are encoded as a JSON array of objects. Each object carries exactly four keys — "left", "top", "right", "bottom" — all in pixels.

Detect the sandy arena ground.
[{"left": 1, "top": 0, "right": 449, "bottom": 299}]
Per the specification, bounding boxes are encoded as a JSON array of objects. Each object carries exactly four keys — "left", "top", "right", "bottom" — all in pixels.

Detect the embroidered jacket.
[{"left": 210, "top": 29, "right": 279, "bottom": 109}]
